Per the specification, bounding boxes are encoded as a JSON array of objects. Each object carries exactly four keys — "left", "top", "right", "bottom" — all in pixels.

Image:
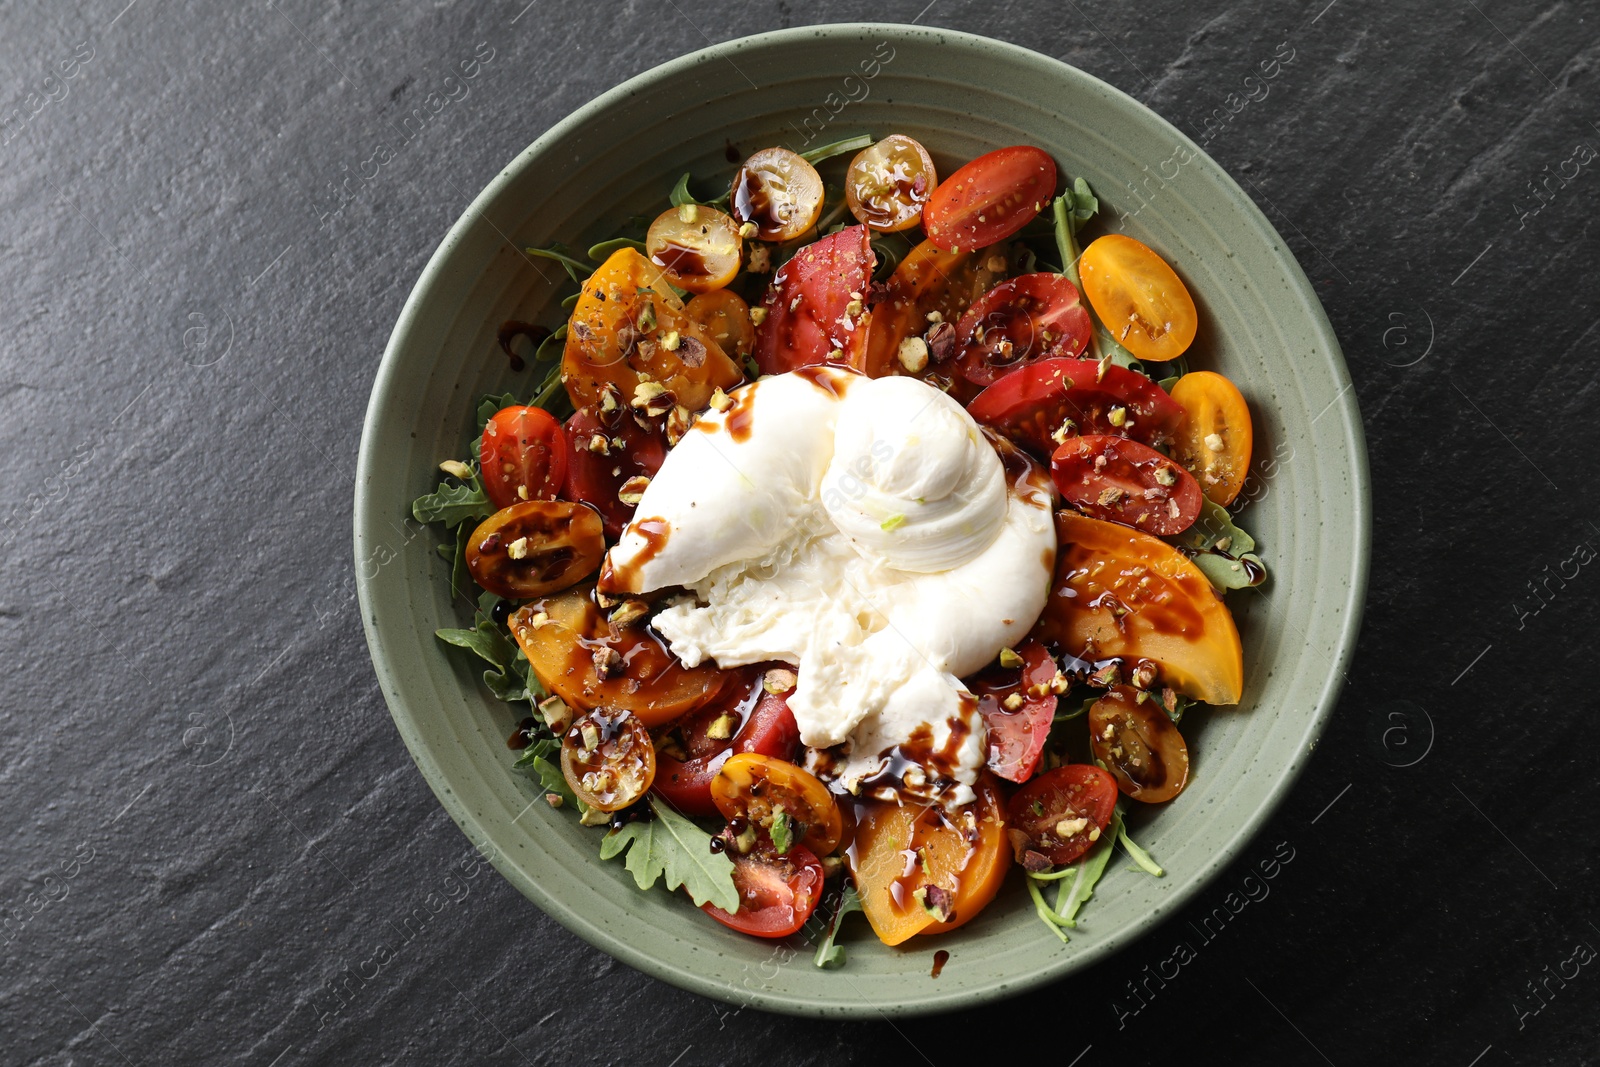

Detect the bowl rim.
[{"left": 355, "top": 21, "right": 1371, "bottom": 1017}]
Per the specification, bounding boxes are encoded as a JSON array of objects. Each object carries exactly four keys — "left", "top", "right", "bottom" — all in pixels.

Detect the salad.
[{"left": 412, "top": 130, "right": 1265, "bottom": 963}]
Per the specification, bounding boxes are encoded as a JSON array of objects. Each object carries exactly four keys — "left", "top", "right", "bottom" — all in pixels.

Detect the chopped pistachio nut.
[
  {"left": 747, "top": 245, "right": 772, "bottom": 273},
  {"left": 525, "top": 610, "right": 551, "bottom": 629},
  {"left": 1051, "top": 418, "right": 1077, "bottom": 446},
  {"left": 926, "top": 309, "right": 944, "bottom": 324},
  {"left": 578, "top": 805, "right": 610, "bottom": 827},
  {"left": 591, "top": 645, "right": 623, "bottom": 678},
  {"left": 438, "top": 459, "right": 473, "bottom": 479},
  {"left": 709, "top": 387, "right": 733, "bottom": 412},
  {"left": 594, "top": 589, "right": 620, "bottom": 609},
  {"left": 580, "top": 722, "right": 601, "bottom": 751},
  {"left": 608, "top": 598, "right": 651, "bottom": 629},
  {"left": 599, "top": 383, "right": 622, "bottom": 414},
  {"left": 587, "top": 433, "right": 611, "bottom": 454},
  {"left": 998, "top": 647, "right": 1024, "bottom": 669},
  {"left": 880, "top": 513, "right": 906, "bottom": 532},
  {"left": 617, "top": 475, "right": 651, "bottom": 505},
  {"left": 538, "top": 694, "right": 573, "bottom": 734},
  {"left": 660, "top": 330, "right": 681, "bottom": 351},
  {"left": 1003, "top": 692, "right": 1026, "bottom": 711},
  {"left": 1108, "top": 406, "right": 1128, "bottom": 427},
  {"left": 763, "top": 667, "right": 798, "bottom": 694},
  {"left": 665, "top": 405, "right": 691, "bottom": 446},
  {"left": 544, "top": 793, "right": 564, "bottom": 809},
  {"left": 677, "top": 202, "right": 699, "bottom": 224},
  {"left": 505, "top": 537, "right": 530, "bottom": 560},
  {"left": 738, "top": 220, "right": 758, "bottom": 238},
  {"left": 1055, "top": 817, "right": 1089, "bottom": 837},
  {"left": 896, "top": 336, "right": 929, "bottom": 373},
  {"left": 1097, "top": 487, "right": 1125, "bottom": 507},
  {"left": 637, "top": 301, "right": 657, "bottom": 332},
  {"left": 984, "top": 253, "right": 1008, "bottom": 272},
  {"left": 705, "top": 713, "right": 737, "bottom": 741},
  {"left": 1153, "top": 464, "right": 1176, "bottom": 486},
  {"left": 1215, "top": 535, "right": 1233, "bottom": 552},
  {"left": 1205, "top": 432, "right": 1226, "bottom": 452},
  {"left": 1096, "top": 352, "right": 1112, "bottom": 383},
  {"left": 749, "top": 306, "right": 768, "bottom": 326},
  {"left": 631, "top": 380, "right": 674, "bottom": 416}
]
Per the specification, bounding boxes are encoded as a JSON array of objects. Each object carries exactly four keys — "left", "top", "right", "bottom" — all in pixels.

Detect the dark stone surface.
[{"left": 3, "top": 0, "right": 1597, "bottom": 1063}]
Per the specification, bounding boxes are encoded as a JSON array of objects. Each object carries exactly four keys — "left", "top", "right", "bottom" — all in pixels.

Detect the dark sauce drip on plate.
[{"left": 497, "top": 320, "right": 549, "bottom": 372}]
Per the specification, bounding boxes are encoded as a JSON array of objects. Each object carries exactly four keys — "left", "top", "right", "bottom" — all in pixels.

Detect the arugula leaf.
[
  {"left": 484, "top": 647, "right": 541, "bottom": 704},
  {"left": 1193, "top": 551, "right": 1267, "bottom": 591},
  {"left": 668, "top": 172, "right": 701, "bottom": 208},
  {"left": 812, "top": 884, "right": 863, "bottom": 969},
  {"left": 514, "top": 737, "right": 575, "bottom": 805},
  {"left": 412, "top": 480, "right": 493, "bottom": 528},
  {"left": 770, "top": 812, "right": 795, "bottom": 855},
  {"left": 1057, "top": 806, "right": 1122, "bottom": 924},
  {"left": 449, "top": 520, "right": 473, "bottom": 599},
  {"left": 561, "top": 292, "right": 582, "bottom": 311},
  {"left": 1117, "top": 814, "right": 1165, "bottom": 876},
  {"left": 477, "top": 391, "right": 520, "bottom": 431},
  {"left": 599, "top": 798, "right": 740, "bottom": 912},
  {"left": 436, "top": 617, "right": 512, "bottom": 670},
  {"left": 587, "top": 237, "right": 646, "bottom": 260},
  {"left": 1053, "top": 178, "right": 1098, "bottom": 287},
  {"left": 524, "top": 243, "right": 593, "bottom": 283},
  {"left": 800, "top": 134, "right": 873, "bottom": 165},
  {"left": 1179, "top": 498, "right": 1256, "bottom": 554}
]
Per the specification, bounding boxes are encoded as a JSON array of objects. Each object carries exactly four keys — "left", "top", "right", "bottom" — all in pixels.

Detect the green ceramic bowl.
[{"left": 355, "top": 24, "right": 1369, "bottom": 1017}]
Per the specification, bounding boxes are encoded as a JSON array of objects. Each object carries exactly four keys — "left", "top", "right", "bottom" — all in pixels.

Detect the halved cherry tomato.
[
  {"left": 646, "top": 204, "right": 743, "bottom": 293},
  {"left": 953, "top": 274, "right": 1092, "bottom": 391},
  {"left": 562, "top": 249, "right": 742, "bottom": 414},
  {"left": 859, "top": 239, "right": 976, "bottom": 377},
  {"left": 1078, "top": 235, "right": 1197, "bottom": 363},
  {"left": 464, "top": 501, "right": 603, "bottom": 599},
  {"left": 652, "top": 667, "right": 800, "bottom": 817},
  {"left": 753, "top": 225, "right": 875, "bottom": 375},
  {"left": 481, "top": 405, "right": 568, "bottom": 510},
  {"left": 701, "top": 842, "right": 823, "bottom": 938},
  {"left": 1169, "top": 371, "right": 1253, "bottom": 506},
  {"left": 509, "top": 584, "right": 727, "bottom": 725},
  {"left": 1031, "top": 511, "right": 1243, "bottom": 705},
  {"left": 1050, "top": 434, "right": 1202, "bottom": 535},
  {"left": 730, "top": 148, "right": 824, "bottom": 242},
  {"left": 560, "top": 707, "right": 656, "bottom": 812},
  {"left": 561, "top": 406, "right": 667, "bottom": 540},
  {"left": 1089, "top": 685, "right": 1190, "bottom": 803},
  {"left": 685, "top": 289, "right": 756, "bottom": 359},
  {"left": 964, "top": 640, "right": 1058, "bottom": 782},
  {"left": 1005, "top": 764, "right": 1118, "bottom": 867},
  {"left": 845, "top": 134, "right": 937, "bottom": 232},
  {"left": 922, "top": 145, "right": 1056, "bottom": 253},
  {"left": 967, "top": 356, "right": 1187, "bottom": 457},
  {"left": 711, "top": 753, "right": 842, "bottom": 856},
  {"left": 849, "top": 773, "right": 1010, "bottom": 944}
]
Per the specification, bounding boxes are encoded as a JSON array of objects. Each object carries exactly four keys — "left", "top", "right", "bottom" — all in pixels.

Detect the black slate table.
[{"left": 5, "top": 1, "right": 1598, "bottom": 1063}]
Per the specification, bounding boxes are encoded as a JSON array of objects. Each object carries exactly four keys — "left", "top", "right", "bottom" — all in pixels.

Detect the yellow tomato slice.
[
  {"left": 561, "top": 249, "right": 742, "bottom": 413},
  {"left": 858, "top": 240, "right": 975, "bottom": 377},
  {"left": 1169, "top": 371, "right": 1253, "bottom": 506},
  {"left": 1032, "top": 511, "right": 1243, "bottom": 705},
  {"left": 710, "top": 754, "right": 843, "bottom": 856},
  {"left": 646, "top": 204, "right": 743, "bottom": 293},
  {"left": 684, "top": 288, "right": 755, "bottom": 359},
  {"left": 1079, "top": 235, "right": 1197, "bottom": 363}
]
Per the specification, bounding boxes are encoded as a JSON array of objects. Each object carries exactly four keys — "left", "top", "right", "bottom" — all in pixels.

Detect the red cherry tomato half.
[
  {"left": 1005, "top": 764, "right": 1118, "bottom": 868},
  {"left": 481, "top": 405, "right": 568, "bottom": 510},
  {"left": 964, "top": 641, "right": 1058, "bottom": 783},
  {"left": 922, "top": 146, "right": 1057, "bottom": 253},
  {"left": 561, "top": 406, "right": 667, "bottom": 540},
  {"left": 967, "top": 357, "right": 1187, "bottom": 459},
  {"left": 701, "top": 843, "right": 824, "bottom": 938},
  {"left": 652, "top": 667, "right": 801, "bottom": 817},
  {"left": 753, "top": 225, "right": 875, "bottom": 376},
  {"left": 954, "top": 273, "right": 1092, "bottom": 392},
  {"left": 1051, "top": 434, "right": 1202, "bottom": 536}
]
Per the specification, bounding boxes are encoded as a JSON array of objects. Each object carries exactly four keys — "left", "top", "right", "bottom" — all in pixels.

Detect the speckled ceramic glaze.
[{"left": 355, "top": 24, "right": 1369, "bottom": 1017}]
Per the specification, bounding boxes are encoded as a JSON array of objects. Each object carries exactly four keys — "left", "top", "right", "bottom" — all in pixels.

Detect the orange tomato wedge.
[
  {"left": 1078, "top": 234, "right": 1197, "bottom": 363},
  {"left": 561, "top": 249, "right": 742, "bottom": 413},
  {"left": 848, "top": 774, "right": 1010, "bottom": 945},
  {"left": 1032, "top": 511, "right": 1243, "bottom": 705},
  {"left": 1169, "top": 371, "right": 1253, "bottom": 506},
  {"left": 710, "top": 754, "right": 843, "bottom": 856},
  {"left": 859, "top": 240, "right": 975, "bottom": 377}
]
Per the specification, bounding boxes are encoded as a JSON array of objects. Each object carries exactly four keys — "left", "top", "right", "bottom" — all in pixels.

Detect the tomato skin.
[
  {"left": 922, "top": 146, "right": 1057, "bottom": 252},
  {"left": 1078, "top": 235, "right": 1198, "bottom": 363},
  {"left": 1088, "top": 686, "right": 1190, "bottom": 803},
  {"left": 509, "top": 585, "right": 728, "bottom": 725},
  {"left": 560, "top": 707, "right": 656, "bottom": 812},
  {"left": 1031, "top": 511, "right": 1243, "bottom": 705},
  {"left": 652, "top": 670, "right": 800, "bottom": 817},
  {"left": 646, "top": 204, "right": 744, "bottom": 293},
  {"left": 849, "top": 773, "right": 1010, "bottom": 944},
  {"left": 845, "top": 134, "right": 937, "bottom": 233},
  {"left": 464, "top": 501, "right": 604, "bottom": 599},
  {"left": 1005, "top": 764, "right": 1118, "bottom": 867},
  {"left": 1050, "top": 434, "right": 1202, "bottom": 536},
  {"left": 964, "top": 640, "right": 1058, "bottom": 783},
  {"left": 684, "top": 289, "right": 756, "bottom": 359},
  {"left": 731, "top": 148, "right": 825, "bottom": 243},
  {"left": 701, "top": 844, "right": 823, "bottom": 938},
  {"left": 1169, "top": 371, "right": 1253, "bottom": 506},
  {"left": 953, "top": 273, "right": 1092, "bottom": 392},
  {"left": 753, "top": 226, "right": 876, "bottom": 375},
  {"left": 481, "top": 406, "right": 568, "bottom": 510},
  {"left": 711, "top": 753, "right": 843, "bottom": 856},
  {"left": 561, "top": 406, "right": 667, "bottom": 540},
  {"left": 967, "top": 357, "right": 1187, "bottom": 457},
  {"left": 859, "top": 240, "right": 976, "bottom": 377}
]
